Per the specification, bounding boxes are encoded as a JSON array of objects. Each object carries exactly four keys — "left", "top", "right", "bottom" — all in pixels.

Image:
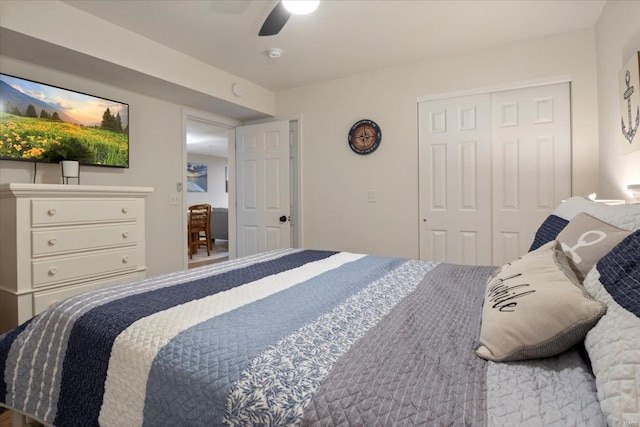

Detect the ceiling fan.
[{"left": 259, "top": 0, "right": 320, "bottom": 36}]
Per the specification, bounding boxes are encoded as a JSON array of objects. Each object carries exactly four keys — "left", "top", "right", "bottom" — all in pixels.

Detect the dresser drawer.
[
  {"left": 31, "top": 199, "right": 138, "bottom": 225},
  {"left": 32, "top": 249, "right": 137, "bottom": 287},
  {"left": 32, "top": 224, "right": 137, "bottom": 256},
  {"left": 32, "top": 271, "right": 145, "bottom": 315}
]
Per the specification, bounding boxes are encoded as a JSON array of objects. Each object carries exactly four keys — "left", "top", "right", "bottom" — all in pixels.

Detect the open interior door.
[{"left": 235, "top": 120, "right": 290, "bottom": 257}]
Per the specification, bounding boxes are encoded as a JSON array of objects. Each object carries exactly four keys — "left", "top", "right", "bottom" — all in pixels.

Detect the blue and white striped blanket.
[{"left": 0, "top": 249, "right": 605, "bottom": 426}]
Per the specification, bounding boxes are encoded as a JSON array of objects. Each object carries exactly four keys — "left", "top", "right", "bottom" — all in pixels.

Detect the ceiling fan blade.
[{"left": 259, "top": 1, "right": 291, "bottom": 36}]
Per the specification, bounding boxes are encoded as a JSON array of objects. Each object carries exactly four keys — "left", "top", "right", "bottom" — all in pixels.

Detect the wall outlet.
[
  {"left": 368, "top": 190, "right": 377, "bottom": 203},
  {"left": 169, "top": 193, "right": 180, "bottom": 206}
]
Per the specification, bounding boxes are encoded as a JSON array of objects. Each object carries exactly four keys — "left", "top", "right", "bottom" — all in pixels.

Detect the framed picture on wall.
[
  {"left": 187, "top": 162, "right": 207, "bottom": 192},
  {"left": 619, "top": 51, "right": 640, "bottom": 154}
]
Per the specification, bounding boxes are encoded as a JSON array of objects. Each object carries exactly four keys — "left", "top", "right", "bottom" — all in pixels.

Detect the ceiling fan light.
[{"left": 282, "top": 0, "right": 319, "bottom": 15}]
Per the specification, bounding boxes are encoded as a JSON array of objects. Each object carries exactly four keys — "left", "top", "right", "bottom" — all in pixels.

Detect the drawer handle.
[
  {"left": 48, "top": 268, "right": 58, "bottom": 276},
  {"left": 48, "top": 238, "right": 57, "bottom": 246},
  {"left": 122, "top": 207, "right": 129, "bottom": 214},
  {"left": 48, "top": 208, "right": 57, "bottom": 216},
  {"left": 122, "top": 232, "right": 130, "bottom": 239},
  {"left": 49, "top": 300, "right": 60, "bottom": 308},
  {"left": 122, "top": 256, "right": 129, "bottom": 264}
]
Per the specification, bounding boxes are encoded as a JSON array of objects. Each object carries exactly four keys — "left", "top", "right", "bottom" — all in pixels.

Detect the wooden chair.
[{"left": 188, "top": 204, "right": 211, "bottom": 259}]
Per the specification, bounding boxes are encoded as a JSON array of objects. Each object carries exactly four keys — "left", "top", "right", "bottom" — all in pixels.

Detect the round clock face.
[{"left": 348, "top": 119, "right": 381, "bottom": 155}]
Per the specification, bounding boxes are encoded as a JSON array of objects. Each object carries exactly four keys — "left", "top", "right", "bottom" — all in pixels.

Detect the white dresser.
[{"left": 0, "top": 183, "right": 154, "bottom": 334}]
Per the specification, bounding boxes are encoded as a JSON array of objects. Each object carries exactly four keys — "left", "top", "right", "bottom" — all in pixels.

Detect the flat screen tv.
[{"left": 0, "top": 73, "right": 129, "bottom": 168}]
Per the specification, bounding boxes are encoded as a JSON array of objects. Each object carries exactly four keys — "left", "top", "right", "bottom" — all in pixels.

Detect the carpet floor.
[{"left": 188, "top": 239, "right": 229, "bottom": 268}]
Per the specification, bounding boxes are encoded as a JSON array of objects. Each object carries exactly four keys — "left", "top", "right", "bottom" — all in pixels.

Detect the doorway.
[
  {"left": 183, "top": 112, "right": 236, "bottom": 269},
  {"left": 181, "top": 111, "right": 302, "bottom": 268}
]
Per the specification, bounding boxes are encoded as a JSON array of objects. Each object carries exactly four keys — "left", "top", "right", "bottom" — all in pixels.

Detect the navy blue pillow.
[
  {"left": 595, "top": 229, "right": 640, "bottom": 318},
  {"left": 529, "top": 214, "right": 569, "bottom": 251}
]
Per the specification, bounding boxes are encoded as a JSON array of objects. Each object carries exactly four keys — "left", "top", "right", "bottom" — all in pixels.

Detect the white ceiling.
[
  {"left": 54, "top": 0, "right": 606, "bottom": 157},
  {"left": 62, "top": 0, "right": 606, "bottom": 92},
  {"left": 187, "top": 118, "right": 229, "bottom": 158}
]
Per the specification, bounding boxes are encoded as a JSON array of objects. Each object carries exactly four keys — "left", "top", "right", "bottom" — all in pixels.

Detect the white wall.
[
  {"left": 595, "top": 0, "right": 640, "bottom": 200},
  {"left": 0, "top": 20, "right": 608, "bottom": 267},
  {"left": 0, "top": 56, "right": 188, "bottom": 276},
  {"left": 0, "top": 0, "right": 275, "bottom": 117},
  {"left": 276, "top": 29, "right": 599, "bottom": 260},
  {"left": 186, "top": 153, "right": 228, "bottom": 208}
]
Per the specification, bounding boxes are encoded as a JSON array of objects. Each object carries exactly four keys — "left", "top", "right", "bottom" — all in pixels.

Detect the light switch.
[{"left": 368, "top": 190, "right": 377, "bottom": 203}]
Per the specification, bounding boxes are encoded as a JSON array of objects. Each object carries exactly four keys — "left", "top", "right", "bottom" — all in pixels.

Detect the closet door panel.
[
  {"left": 491, "top": 83, "right": 571, "bottom": 265},
  {"left": 419, "top": 94, "right": 492, "bottom": 265},
  {"left": 460, "top": 141, "right": 478, "bottom": 210},
  {"left": 498, "top": 138, "right": 520, "bottom": 210},
  {"left": 536, "top": 136, "right": 556, "bottom": 210}
]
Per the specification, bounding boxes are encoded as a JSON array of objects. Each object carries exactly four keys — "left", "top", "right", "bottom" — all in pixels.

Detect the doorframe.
[
  {"left": 181, "top": 108, "right": 240, "bottom": 270},
  {"left": 289, "top": 117, "right": 303, "bottom": 248},
  {"left": 417, "top": 75, "right": 572, "bottom": 103}
]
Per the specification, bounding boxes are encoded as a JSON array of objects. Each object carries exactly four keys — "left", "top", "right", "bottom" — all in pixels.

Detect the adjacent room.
[
  {"left": 185, "top": 117, "right": 230, "bottom": 267},
  {"left": 0, "top": 0, "right": 638, "bottom": 426}
]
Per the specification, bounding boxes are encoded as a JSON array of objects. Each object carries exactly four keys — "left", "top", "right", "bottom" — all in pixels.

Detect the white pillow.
[
  {"left": 553, "top": 196, "right": 640, "bottom": 231},
  {"left": 583, "top": 230, "right": 640, "bottom": 427}
]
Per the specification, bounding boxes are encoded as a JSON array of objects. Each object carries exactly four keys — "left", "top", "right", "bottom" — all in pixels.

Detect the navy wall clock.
[{"left": 348, "top": 119, "right": 381, "bottom": 155}]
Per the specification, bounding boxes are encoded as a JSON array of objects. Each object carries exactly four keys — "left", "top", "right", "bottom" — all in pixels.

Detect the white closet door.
[
  {"left": 491, "top": 83, "right": 571, "bottom": 265},
  {"left": 418, "top": 94, "right": 493, "bottom": 265}
]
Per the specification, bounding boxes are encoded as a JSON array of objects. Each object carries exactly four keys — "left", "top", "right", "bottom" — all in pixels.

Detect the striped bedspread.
[{"left": 0, "top": 249, "right": 606, "bottom": 426}]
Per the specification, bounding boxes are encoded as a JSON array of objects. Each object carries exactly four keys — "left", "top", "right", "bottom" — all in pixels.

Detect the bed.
[{"left": 1, "top": 196, "right": 639, "bottom": 427}]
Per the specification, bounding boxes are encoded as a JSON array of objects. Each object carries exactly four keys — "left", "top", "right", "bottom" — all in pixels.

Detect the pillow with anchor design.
[
  {"left": 476, "top": 240, "right": 607, "bottom": 362},
  {"left": 528, "top": 196, "right": 640, "bottom": 252},
  {"left": 555, "top": 212, "right": 632, "bottom": 283}
]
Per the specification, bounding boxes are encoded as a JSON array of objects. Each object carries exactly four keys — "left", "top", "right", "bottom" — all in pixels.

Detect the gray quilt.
[{"left": 0, "top": 250, "right": 605, "bottom": 426}]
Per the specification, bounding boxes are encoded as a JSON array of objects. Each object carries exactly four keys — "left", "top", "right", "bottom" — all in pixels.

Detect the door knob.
[{"left": 279, "top": 215, "right": 287, "bottom": 223}]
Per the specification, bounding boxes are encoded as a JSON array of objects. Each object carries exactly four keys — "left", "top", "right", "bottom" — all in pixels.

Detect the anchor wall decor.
[{"left": 619, "top": 52, "right": 640, "bottom": 154}]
